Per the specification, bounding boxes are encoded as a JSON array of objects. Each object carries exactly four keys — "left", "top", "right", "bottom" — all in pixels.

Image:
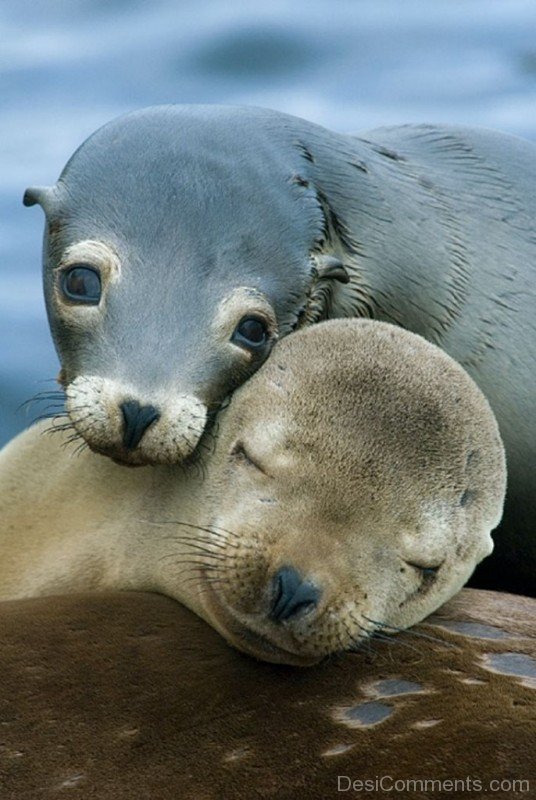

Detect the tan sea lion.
[
  {"left": 0, "top": 321, "right": 506, "bottom": 665},
  {"left": 0, "top": 589, "right": 534, "bottom": 800}
]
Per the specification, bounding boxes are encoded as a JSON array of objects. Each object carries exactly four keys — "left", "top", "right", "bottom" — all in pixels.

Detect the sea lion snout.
[{"left": 65, "top": 376, "right": 207, "bottom": 465}]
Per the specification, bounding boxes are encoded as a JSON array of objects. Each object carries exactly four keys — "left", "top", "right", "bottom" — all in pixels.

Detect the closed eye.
[
  {"left": 405, "top": 561, "right": 443, "bottom": 583},
  {"left": 230, "top": 442, "right": 270, "bottom": 476}
]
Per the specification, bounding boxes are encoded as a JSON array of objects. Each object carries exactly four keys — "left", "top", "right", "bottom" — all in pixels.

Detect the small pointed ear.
[
  {"left": 23, "top": 186, "right": 53, "bottom": 209},
  {"left": 314, "top": 254, "right": 350, "bottom": 284}
]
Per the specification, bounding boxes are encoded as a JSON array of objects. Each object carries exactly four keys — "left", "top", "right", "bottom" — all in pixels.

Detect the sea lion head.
[
  {"left": 173, "top": 320, "right": 506, "bottom": 666},
  {"left": 25, "top": 106, "right": 351, "bottom": 466}
]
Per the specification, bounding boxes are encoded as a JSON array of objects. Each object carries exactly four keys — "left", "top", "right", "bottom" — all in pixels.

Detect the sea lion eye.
[
  {"left": 405, "top": 561, "right": 442, "bottom": 583},
  {"left": 61, "top": 265, "right": 101, "bottom": 304},
  {"left": 232, "top": 316, "right": 268, "bottom": 349},
  {"left": 230, "top": 442, "right": 269, "bottom": 475}
]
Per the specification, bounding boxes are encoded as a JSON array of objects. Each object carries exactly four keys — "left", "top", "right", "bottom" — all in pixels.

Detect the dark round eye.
[
  {"left": 61, "top": 265, "right": 101, "bottom": 304},
  {"left": 232, "top": 316, "right": 269, "bottom": 349}
]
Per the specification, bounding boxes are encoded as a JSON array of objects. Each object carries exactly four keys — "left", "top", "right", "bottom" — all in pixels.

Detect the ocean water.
[{"left": 1, "top": 0, "right": 536, "bottom": 445}]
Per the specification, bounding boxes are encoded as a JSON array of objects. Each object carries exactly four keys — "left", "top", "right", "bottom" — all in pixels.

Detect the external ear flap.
[
  {"left": 296, "top": 254, "right": 350, "bottom": 328},
  {"left": 23, "top": 186, "right": 53, "bottom": 209},
  {"left": 314, "top": 254, "right": 350, "bottom": 284}
]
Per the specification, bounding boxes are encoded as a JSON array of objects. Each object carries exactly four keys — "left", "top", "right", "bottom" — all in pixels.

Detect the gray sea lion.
[
  {"left": 0, "top": 321, "right": 506, "bottom": 665},
  {"left": 23, "top": 105, "right": 535, "bottom": 593}
]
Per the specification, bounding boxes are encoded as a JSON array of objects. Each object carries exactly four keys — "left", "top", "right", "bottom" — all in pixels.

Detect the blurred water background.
[{"left": 1, "top": 0, "right": 536, "bottom": 446}]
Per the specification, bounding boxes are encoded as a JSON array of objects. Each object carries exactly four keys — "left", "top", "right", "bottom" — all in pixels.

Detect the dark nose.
[
  {"left": 269, "top": 566, "right": 321, "bottom": 623},
  {"left": 120, "top": 400, "right": 160, "bottom": 450}
]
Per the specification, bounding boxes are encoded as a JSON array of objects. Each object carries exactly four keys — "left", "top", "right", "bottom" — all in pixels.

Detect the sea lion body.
[
  {"left": 0, "top": 321, "right": 506, "bottom": 665},
  {"left": 1, "top": 589, "right": 534, "bottom": 800},
  {"left": 24, "top": 106, "right": 535, "bottom": 591}
]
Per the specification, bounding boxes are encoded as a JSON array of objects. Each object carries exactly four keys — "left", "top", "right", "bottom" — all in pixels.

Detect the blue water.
[{"left": 2, "top": 0, "right": 536, "bottom": 445}]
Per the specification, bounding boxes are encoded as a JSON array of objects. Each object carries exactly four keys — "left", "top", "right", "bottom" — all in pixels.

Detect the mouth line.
[
  {"left": 232, "top": 621, "right": 321, "bottom": 666},
  {"left": 88, "top": 444, "right": 151, "bottom": 467},
  {"left": 81, "top": 440, "right": 168, "bottom": 467},
  {"left": 111, "top": 455, "right": 147, "bottom": 468},
  {"left": 202, "top": 581, "right": 321, "bottom": 666},
  {"left": 77, "top": 429, "right": 208, "bottom": 468}
]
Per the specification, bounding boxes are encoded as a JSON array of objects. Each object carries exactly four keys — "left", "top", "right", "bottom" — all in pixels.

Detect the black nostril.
[
  {"left": 120, "top": 400, "right": 160, "bottom": 450},
  {"left": 270, "top": 566, "right": 321, "bottom": 623}
]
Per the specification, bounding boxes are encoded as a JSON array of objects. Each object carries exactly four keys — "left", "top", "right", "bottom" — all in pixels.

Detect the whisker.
[
  {"left": 157, "top": 534, "right": 230, "bottom": 552},
  {"left": 72, "top": 441, "right": 90, "bottom": 457},
  {"left": 18, "top": 390, "right": 65, "bottom": 412},
  {"left": 158, "top": 545, "right": 227, "bottom": 561},
  {"left": 141, "top": 519, "right": 244, "bottom": 545},
  {"left": 150, "top": 531, "right": 232, "bottom": 549},
  {"left": 349, "top": 611, "right": 424, "bottom": 656},
  {"left": 364, "top": 615, "right": 456, "bottom": 649},
  {"left": 161, "top": 559, "right": 221, "bottom": 574},
  {"left": 60, "top": 432, "right": 85, "bottom": 449},
  {"left": 39, "top": 403, "right": 67, "bottom": 413},
  {"left": 44, "top": 413, "right": 94, "bottom": 436},
  {"left": 140, "top": 522, "right": 231, "bottom": 543},
  {"left": 31, "top": 412, "right": 68, "bottom": 425}
]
